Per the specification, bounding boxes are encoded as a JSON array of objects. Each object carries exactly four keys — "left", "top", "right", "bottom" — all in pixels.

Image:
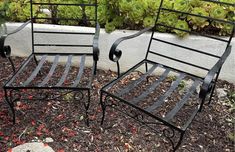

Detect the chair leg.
[
  {"left": 199, "top": 98, "right": 205, "bottom": 112},
  {"left": 4, "top": 89, "right": 16, "bottom": 124},
  {"left": 100, "top": 92, "right": 106, "bottom": 125},
  {"left": 33, "top": 55, "right": 39, "bottom": 66},
  {"left": 208, "top": 84, "right": 216, "bottom": 105},
  {"left": 84, "top": 90, "right": 91, "bottom": 126},
  {"left": 145, "top": 62, "right": 148, "bottom": 73},
  {"left": 94, "top": 61, "right": 97, "bottom": 75},
  {"left": 172, "top": 131, "right": 185, "bottom": 152},
  {"left": 7, "top": 57, "right": 16, "bottom": 73}
]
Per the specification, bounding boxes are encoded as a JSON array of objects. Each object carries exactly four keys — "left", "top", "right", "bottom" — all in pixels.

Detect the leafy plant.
[
  {"left": 143, "top": 16, "right": 155, "bottom": 27},
  {"left": 173, "top": 0, "right": 191, "bottom": 12},
  {"left": 174, "top": 20, "right": 190, "bottom": 37},
  {"left": 3, "top": 0, "right": 235, "bottom": 37},
  {"left": 0, "top": 0, "right": 8, "bottom": 25},
  {"left": 188, "top": 7, "right": 209, "bottom": 30}
]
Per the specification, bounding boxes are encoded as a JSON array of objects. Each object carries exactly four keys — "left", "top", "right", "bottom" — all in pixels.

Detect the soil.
[{"left": 0, "top": 56, "right": 234, "bottom": 152}]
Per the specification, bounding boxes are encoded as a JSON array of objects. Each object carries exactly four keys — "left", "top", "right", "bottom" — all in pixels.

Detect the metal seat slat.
[
  {"left": 145, "top": 73, "right": 186, "bottom": 113},
  {"left": 117, "top": 64, "right": 159, "bottom": 97},
  {"left": 38, "top": 55, "right": 60, "bottom": 87},
  {"left": 22, "top": 55, "right": 47, "bottom": 86},
  {"left": 55, "top": 55, "right": 73, "bottom": 86},
  {"left": 182, "top": 106, "right": 200, "bottom": 131},
  {"left": 132, "top": 68, "right": 171, "bottom": 104},
  {"left": 72, "top": 55, "right": 86, "bottom": 87},
  {"left": 163, "top": 80, "right": 201, "bottom": 122},
  {"left": 5, "top": 55, "right": 34, "bottom": 86},
  {"left": 102, "top": 60, "right": 149, "bottom": 91}
]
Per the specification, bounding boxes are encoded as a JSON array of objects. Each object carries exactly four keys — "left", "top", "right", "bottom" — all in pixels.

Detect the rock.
[
  {"left": 216, "top": 88, "right": 227, "bottom": 99},
  {"left": 12, "top": 142, "right": 55, "bottom": 152},
  {"left": 44, "top": 137, "right": 54, "bottom": 143},
  {"left": 179, "top": 79, "right": 201, "bottom": 95}
]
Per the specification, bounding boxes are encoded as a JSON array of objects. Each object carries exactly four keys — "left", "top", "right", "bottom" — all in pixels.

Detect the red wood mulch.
[{"left": 0, "top": 56, "right": 234, "bottom": 152}]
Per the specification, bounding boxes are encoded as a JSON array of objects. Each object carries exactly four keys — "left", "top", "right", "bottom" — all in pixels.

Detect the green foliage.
[
  {"left": 173, "top": 0, "right": 191, "bottom": 12},
  {"left": 174, "top": 20, "right": 190, "bottom": 37},
  {"left": 0, "top": 0, "right": 8, "bottom": 25},
  {"left": 3, "top": 0, "right": 235, "bottom": 36},
  {"left": 188, "top": 7, "right": 209, "bottom": 30},
  {"left": 143, "top": 16, "right": 155, "bottom": 27}
]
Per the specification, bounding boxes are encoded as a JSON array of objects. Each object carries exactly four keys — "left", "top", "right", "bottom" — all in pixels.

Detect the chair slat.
[
  {"left": 72, "top": 55, "right": 86, "bottom": 87},
  {"left": 34, "top": 31, "right": 95, "bottom": 35},
  {"left": 38, "top": 55, "right": 60, "bottom": 87},
  {"left": 56, "top": 55, "right": 73, "bottom": 86},
  {"left": 182, "top": 106, "right": 200, "bottom": 130},
  {"left": 117, "top": 64, "right": 159, "bottom": 97},
  {"left": 155, "top": 23, "right": 229, "bottom": 44},
  {"left": 32, "top": 2, "right": 97, "bottom": 7},
  {"left": 149, "top": 50, "right": 210, "bottom": 71},
  {"left": 34, "top": 44, "right": 93, "bottom": 47},
  {"left": 161, "top": 8, "right": 234, "bottom": 25},
  {"left": 152, "top": 37, "right": 221, "bottom": 58},
  {"left": 22, "top": 55, "right": 47, "bottom": 86},
  {"left": 145, "top": 73, "right": 186, "bottom": 112},
  {"left": 164, "top": 80, "right": 201, "bottom": 121},
  {"left": 102, "top": 60, "right": 150, "bottom": 90},
  {"left": 33, "top": 17, "right": 95, "bottom": 22},
  {"left": 6, "top": 55, "right": 34, "bottom": 86},
  {"left": 132, "top": 68, "right": 171, "bottom": 104}
]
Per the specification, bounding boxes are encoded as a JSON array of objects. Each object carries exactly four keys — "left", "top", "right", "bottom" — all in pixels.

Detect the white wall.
[{"left": 4, "top": 23, "right": 235, "bottom": 83}]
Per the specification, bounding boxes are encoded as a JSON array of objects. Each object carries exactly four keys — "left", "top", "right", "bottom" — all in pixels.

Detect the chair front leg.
[{"left": 4, "top": 88, "right": 16, "bottom": 124}]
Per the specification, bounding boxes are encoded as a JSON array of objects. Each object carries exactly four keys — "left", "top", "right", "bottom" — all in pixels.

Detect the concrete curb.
[{"left": 4, "top": 22, "right": 235, "bottom": 83}]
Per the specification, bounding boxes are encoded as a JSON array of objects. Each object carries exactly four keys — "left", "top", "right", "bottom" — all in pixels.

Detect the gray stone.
[
  {"left": 216, "top": 88, "right": 227, "bottom": 99},
  {"left": 179, "top": 79, "right": 201, "bottom": 95},
  {"left": 44, "top": 137, "right": 54, "bottom": 143},
  {"left": 12, "top": 142, "right": 55, "bottom": 152}
]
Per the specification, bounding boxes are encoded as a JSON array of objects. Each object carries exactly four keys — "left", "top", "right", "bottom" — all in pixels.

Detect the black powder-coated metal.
[
  {"left": 101, "top": 0, "right": 234, "bottom": 151},
  {"left": 1, "top": 0, "right": 100, "bottom": 126}
]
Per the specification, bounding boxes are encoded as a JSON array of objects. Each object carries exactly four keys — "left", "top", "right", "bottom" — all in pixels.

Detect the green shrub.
[
  {"left": 2, "top": 0, "right": 235, "bottom": 36},
  {"left": 0, "top": 0, "right": 8, "bottom": 25}
]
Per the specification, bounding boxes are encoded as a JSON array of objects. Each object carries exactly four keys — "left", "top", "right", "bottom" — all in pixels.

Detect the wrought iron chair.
[
  {"left": 100, "top": 0, "right": 234, "bottom": 151},
  {"left": 0, "top": 0, "right": 100, "bottom": 125}
]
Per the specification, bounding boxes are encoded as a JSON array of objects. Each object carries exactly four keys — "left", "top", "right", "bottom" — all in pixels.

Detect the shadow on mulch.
[{"left": 0, "top": 56, "right": 234, "bottom": 152}]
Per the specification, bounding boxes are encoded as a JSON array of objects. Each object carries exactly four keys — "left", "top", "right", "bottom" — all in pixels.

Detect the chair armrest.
[
  {"left": 199, "top": 45, "right": 232, "bottom": 99},
  {"left": 93, "top": 23, "right": 100, "bottom": 61},
  {"left": 109, "top": 27, "right": 153, "bottom": 62},
  {"left": 0, "top": 20, "right": 31, "bottom": 58}
]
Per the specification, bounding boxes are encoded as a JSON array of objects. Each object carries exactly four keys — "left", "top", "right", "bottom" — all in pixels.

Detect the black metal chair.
[
  {"left": 100, "top": 0, "right": 234, "bottom": 151},
  {"left": 0, "top": 0, "right": 100, "bottom": 125}
]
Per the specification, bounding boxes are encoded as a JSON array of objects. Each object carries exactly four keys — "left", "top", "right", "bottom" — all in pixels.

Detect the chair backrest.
[
  {"left": 146, "top": 0, "right": 234, "bottom": 78},
  {"left": 29, "top": 0, "right": 98, "bottom": 55}
]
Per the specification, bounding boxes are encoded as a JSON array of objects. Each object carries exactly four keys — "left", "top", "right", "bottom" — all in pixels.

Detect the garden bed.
[{"left": 0, "top": 56, "right": 234, "bottom": 152}]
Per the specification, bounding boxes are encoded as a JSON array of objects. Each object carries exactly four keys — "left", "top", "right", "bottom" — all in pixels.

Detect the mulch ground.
[{"left": 0, "top": 56, "right": 234, "bottom": 152}]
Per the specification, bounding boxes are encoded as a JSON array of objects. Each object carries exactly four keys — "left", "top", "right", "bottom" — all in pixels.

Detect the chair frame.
[
  {"left": 0, "top": 0, "right": 100, "bottom": 125},
  {"left": 100, "top": 0, "right": 234, "bottom": 151}
]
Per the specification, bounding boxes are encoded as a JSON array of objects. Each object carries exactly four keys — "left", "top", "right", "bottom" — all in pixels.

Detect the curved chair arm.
[
  {"left": 199, "top": 45, "right": 232, "bottom": 99},
  {"left": 0, "top": 20, "right": 31, "bottom": 58},
  {"left": 93, "top": 23, "right": 100, "bottom": 61},
  {"left": 109, "top": 27, "right": 153, "bottom": 62}
]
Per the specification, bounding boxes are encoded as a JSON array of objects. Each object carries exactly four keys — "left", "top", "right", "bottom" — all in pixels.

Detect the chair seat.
[
  {"left": 101, "top": 60, "right": 203, "bottom": 131},
  {"left": 4, "top": 53, "right": 95, "bottom": 90}
]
